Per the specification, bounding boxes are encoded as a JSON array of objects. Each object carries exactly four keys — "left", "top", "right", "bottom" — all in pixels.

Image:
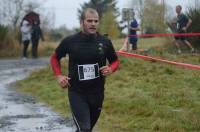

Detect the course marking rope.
[
  {"left": 117, "top": 51, "right": 200, "bottom": 70},
  {"left": 129, "top": 32, "right": 200, "bottom": 37}
]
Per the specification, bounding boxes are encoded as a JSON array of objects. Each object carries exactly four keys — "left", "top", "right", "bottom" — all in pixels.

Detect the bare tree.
[
  {"left": 40, "top": 11, "right": 55, "bottom": 32},
  {"left": 142, "top": 0, "right": 167, "bottom": 34},
  {"left": 12, "top": 0, "right": 25, "bottom": 29},
  {"left": 0, "top": 0, "right": 25, "bottom": 29},
  {"left": 0, "top": 0, "right": 55, "bottom": 31},
  {"left": 195, "top": 0, "right": 200, "bottom": 9}
]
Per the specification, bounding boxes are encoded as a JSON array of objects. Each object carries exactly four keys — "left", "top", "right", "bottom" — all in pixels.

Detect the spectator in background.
[
  {"left": 173, "top": 5, "right": 194, "bottom": 54},
  {"left": 129, "top": 12, "right": 140, "bottom": 51},
  {"left": 31, "top": 20, "right": 44, "bottom": 58},
  {"left": 20, "top": 20, "right": 31, "bottom": 59},
  {"left": 120, "top": 12, "right": 140, "bottom": 52}
]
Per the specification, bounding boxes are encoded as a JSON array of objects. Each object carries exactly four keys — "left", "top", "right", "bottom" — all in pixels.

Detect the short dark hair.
[
  {"left": 80, "top": 8, "right": 98, "bottom": 21},
  {"left": 176, "top": 5, "right": 182, "bottom": 10}
]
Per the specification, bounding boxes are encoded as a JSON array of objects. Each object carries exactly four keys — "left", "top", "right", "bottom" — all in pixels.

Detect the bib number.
[{"left": 78, "top": 63, "right": 99, "bottom": 81}]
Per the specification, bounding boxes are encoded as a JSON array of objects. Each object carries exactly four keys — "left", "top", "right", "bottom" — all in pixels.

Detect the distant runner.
[{"left": 173, "top": 5, "right": 195, "bottom": 54}]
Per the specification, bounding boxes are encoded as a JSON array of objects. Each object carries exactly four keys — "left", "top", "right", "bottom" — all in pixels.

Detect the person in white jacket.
[{"left": 20, "top": 20, "right": 31, "bottom": 59}]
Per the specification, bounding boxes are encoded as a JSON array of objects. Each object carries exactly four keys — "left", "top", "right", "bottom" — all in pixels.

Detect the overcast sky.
[{"left": 41, "top": 0, "right": 195, "bottom": 29}]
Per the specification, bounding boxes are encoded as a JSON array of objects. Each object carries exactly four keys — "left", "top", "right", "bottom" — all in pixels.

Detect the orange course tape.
[
  {"left": 129, "top": 32, "right": 200, "bottom": 37},
  {"left": 117, "top": 51, "right": 200, "bottom": 70}
]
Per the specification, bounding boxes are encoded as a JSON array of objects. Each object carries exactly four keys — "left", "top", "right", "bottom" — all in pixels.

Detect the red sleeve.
[
  {"left": 50, "top": 53, "right": 61, "bottom": 76},
  {"left": 109, "top": 59, "right": 120, "bottom": 72}
]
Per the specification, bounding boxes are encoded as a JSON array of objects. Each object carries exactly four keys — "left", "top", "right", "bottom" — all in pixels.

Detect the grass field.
[
  {"left": 0, "top": 40, "right": 58, "bottom": 58},
  {"left": 112, "top": 37, "right": 170, "bottom": 50},
  {"left": 15, "top": 37, "right": 200, "bottom": 132}
]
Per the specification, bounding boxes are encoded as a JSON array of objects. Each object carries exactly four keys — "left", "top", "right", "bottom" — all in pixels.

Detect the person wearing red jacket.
[{"left": 50, "top": 8, "right": 119, "bottom": 132}]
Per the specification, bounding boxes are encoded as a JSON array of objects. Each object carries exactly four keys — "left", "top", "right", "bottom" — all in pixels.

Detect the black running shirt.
[
  {"left": 55, "top": 32, "right": 118, "bottom": 93},
  {"left": 177, "top": 13, "right": 189, "bottom": 32}
]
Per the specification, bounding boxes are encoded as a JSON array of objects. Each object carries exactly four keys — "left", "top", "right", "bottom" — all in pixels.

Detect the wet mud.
[{"left": 0, "top": 58, "right": 74, "bottom": 132}]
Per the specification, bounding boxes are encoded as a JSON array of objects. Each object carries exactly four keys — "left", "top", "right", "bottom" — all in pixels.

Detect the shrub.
[
  {"left": 0, "top": 25, "right": 20, "bottom": 57},
  {"left": 0, "top": 25, "right": 8, "bottom": 48}
]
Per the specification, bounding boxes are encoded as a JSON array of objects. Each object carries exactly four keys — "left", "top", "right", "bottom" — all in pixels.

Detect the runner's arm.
[
  {"left": 109, "top": 59, "right": 120, "bottom": 72},
  {"left": 185, "top": 19, "right": 192, "bottom": 29},
  {"left": 100, "top": 59, "right": 119, "bottom": 76},
  {"left": 50, "top": 52, "right": 61, "bottom": 76},
  {"left": 100, "top": 40, "right": 120, "bottom": 76},
  {"left": 50, "top": 52, "right": 71, "bottom": 88}
]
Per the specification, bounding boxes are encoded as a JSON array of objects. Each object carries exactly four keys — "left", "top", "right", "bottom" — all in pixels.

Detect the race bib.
[{"left": 78, "top": 63, "right": 99, "bottom": 81}]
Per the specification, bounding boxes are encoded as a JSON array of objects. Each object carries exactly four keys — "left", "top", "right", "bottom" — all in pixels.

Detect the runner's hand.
[
  {"left": 56, "top": 75, "right": 71, "bottom": 89},
  {"left": 182, "top": 27, "right": 187, "bottom": 31},
  {"left": 100, "top": 66, "right": 112, "bottom": 76}
]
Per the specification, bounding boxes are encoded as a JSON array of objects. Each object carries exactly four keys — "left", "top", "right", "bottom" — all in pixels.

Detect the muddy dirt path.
[{"left": 0, "top": 58, "right": 74, "bottom": 132}]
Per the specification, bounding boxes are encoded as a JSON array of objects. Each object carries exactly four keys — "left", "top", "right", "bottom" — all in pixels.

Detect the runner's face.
[
  {"left": 81, "top": 12, "right": 99, "bottom": 34},
  {"left": 176, "top": 6, "right": 181, "bottom": 14}
]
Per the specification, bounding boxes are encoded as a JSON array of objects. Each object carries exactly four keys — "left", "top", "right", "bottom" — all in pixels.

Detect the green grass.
[
  {"left": 0, "top": 39, "right": 58, "bottom": 58},
  {"left": 99, "top": 57, "right": 200, "bottom": 132},
  {"left": 15, "top": 57, "right": 200, "bottom": 132},
  {"left": 113, "top": 37, "right": 170, "bottom": 50},
  {"left": 15, "top": 38, "right": 200, "bottom": 132}
]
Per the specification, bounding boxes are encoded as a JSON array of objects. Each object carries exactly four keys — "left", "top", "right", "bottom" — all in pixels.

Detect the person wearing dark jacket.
[
  {"left": 174, "top": 5, "right": 194, "bottom": 54},
  {"left": 31, "top": 20, "right": 44, "bottom": 58},
  {"left": 50, "top": 8, "right": 119, "bottom": 132}
]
